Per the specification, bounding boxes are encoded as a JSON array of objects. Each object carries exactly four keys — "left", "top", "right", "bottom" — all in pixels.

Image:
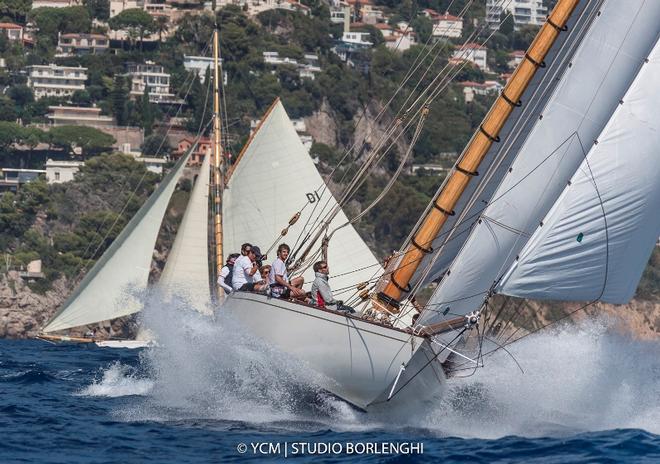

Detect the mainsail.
[
  {"left": 419, "top": 0, "right": 660, "bottom": 325},
  {"left": 43, "top": 151, "right": 192, "bottom": 333},
  {"left": 157, "top": 149, "right": 212, "bottom": 313},
  {"left": 222, "top": 99, "right": 382, "bottom": 294},
  {"left": 499, "top": 36, "right": 660, "bottom": 304}
]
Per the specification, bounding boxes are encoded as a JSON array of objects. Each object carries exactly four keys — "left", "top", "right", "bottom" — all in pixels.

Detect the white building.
[
  {"left": 109, "top": 0, "right": 142, "bottom": 17},
  {"left": 330, "top": 2, "right": 351, "bottom": 32},
  {"left": 452, "top": 43, "right": 488, "bottom": 70},
  {"left": 486, "top": 0, "right": 547, "bottom": 30},
  {"left": 183, "top": 55, "right": 226, "bottom": 83},
  {"left": 45, "top": 159, "right": 84, "bottom": 184},
  {"left": 32, "top": 0, "right": 81, "bottom": 8},
  {"left": 47, "top": 106, "right": 114, "bottom": 127},
  {"left": 460, "top": 80, "right": 503, "bottom": 103},
  {"left": 428, "top": 11, "right": 464, "bottom": 39},
  {"left": 341, "top": 31, "right": 372, "bottom": 46},
  {"left": 0, "top": 22, "right": 24, "bottom": 41},
  {"left": 262, "top": 52, "right": 321, "bottom": 80},
  {"left": 57, "top": 33, "right": 109, "bottom": 57},
  {"left": 507, "top": 50, "right": 526, "bottom": 69},
  {"left": 385, "top": 28, "right": 417, "bottom": 52},
  {"left": 126, "top": 61, "right": 180, "bottom": 104},
  {"left": 27, "top": 65, "right": 87, "bottom": 100}
]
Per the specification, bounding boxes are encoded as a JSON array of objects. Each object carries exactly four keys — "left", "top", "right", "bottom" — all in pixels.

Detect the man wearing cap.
[{"left": 232, "top": 245, "right": 268, "bottom": 292}]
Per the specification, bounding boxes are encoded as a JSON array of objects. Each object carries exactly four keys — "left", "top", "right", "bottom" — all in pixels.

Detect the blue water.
[{"left": 1, "top": 304, "right": 659, "bottom": 463}]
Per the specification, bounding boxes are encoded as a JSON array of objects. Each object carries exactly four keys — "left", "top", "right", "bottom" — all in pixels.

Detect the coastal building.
[
  {"left": 485, "top": 0, "right": 547, "bottom": 30},
  {"left": 341, "top": 31, "right": 372, "bottom": 47},
  {"left": 45, "top": 159, "right": 84, "bottom": 184},
  {"left": 173, "top": 136, "right": 211, "bottom": 166},
  {"left": 452, "top": 43, "right": 488, "bottom": 70},
  {"left": 47, "top": 106, "right": 114, "bottom": 127},
  {"left": 183, "top": 55, "right": 220, "bottom": 83},
  {"left": 210, "top": 0, "right": 309, "bottom": 17},
  {"left": 507, "top": 50, "right": 525, "bottom": 69},
  {"left": 32, "top": 0, "right": 81, "bottom": 8},
  {"left": 126, "top": 61, "right": 181, "bottom": 104},
  {"left": 460, "top": 80, "right": 502, "bottom": 103},
  {"left": 135, "top": 156, "right": 167, "bottom": 174},
  {"left": 262, "top": 52, "right": 321, "bottom": 80},
  {"left": 109, "top": 0, "right": 142, "bottom": 17},
  {"left": 0, "top": 168, "right": 46, "bottom": 192},
  {"left": 329, "top": 2, "right": 350, "bottom": 32},
  {"left": 426, "top": 10, "right": 463, "bottom": 39},
  {"left": 57, "top": 33, "right": 109, "bottom": 56},
  {"left": 385, "top": 27, "right": 417, "bottom": 52},
  {"left": 27, "top": 64, "right": 87, "bottom": 100},
  {"left": 0, "top": 22, "right": 24, "bottom": 41}
]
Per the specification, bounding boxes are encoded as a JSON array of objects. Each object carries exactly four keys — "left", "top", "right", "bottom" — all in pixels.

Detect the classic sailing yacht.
[
  {"left": 36, "top": 32, "right": 378, "bottom": 346},
  {"left": 220, "top": 0, "right": 660, "bottom": 411}
]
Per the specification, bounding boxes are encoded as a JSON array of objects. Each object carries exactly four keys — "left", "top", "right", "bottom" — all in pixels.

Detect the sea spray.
[
  {"left": 425, "top": 318, "right": 660, "bottom": 438},
  {"left": 99, "top": 292, "right": 659, "bottom": 438}
]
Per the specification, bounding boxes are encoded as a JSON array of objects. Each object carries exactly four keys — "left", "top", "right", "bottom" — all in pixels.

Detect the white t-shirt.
[
  {"left": 269, "top": 257, "right": 288, "bottom": 286},
  {"left": 232, "top": 255, "right": 254, "bottom": 290}
]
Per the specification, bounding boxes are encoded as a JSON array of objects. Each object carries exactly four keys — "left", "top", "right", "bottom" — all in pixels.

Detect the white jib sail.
[
  {"left": 420, "top": 0, "right": 660, "bottom": 325},
  {"left": 222, "top": 100, "right": 381, "bottom": 295},
  {"left": 43, "top": 152, "right": 191, "bottom": 333},
  {"left": 499, "top": 37, "right": 660, "bottom": 304},
  {"left": 157, "top": 148, "right": 211, "bottom": 313}
]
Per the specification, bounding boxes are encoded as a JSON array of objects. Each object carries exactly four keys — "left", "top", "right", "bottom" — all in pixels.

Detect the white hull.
[
  {"left": 94, "top": 340, "right": 153, "bottom": 349},
  {"left": 221, "top": 292, "right": 452, "bottom": 410}
]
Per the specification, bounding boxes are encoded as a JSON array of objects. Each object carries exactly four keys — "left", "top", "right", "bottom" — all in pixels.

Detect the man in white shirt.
[
  {"left": 269, "top": 243, "right": 305, "bottom": 299},
  {"left": 233, "top": 244, "right": 268, "bottom": 292}
]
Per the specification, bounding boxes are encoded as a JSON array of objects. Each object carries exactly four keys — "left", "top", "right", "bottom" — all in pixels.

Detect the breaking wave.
[
  {"left": 79, "top": 361, "right": 154, "bottom": 398},
  {"left": 99, "top": 292, "right": 660, "bottom": 438}
]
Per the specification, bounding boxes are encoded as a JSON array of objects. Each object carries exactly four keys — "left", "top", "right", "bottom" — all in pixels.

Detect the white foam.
[
  {"left": 423, "top": 318, "right": 660, "bottom": 438},
  {"left": 103, "top": 292, "right": 660, "bottom": 437},
  {"left": 79, "top": 361, "right": 154, "bottom": 398}
]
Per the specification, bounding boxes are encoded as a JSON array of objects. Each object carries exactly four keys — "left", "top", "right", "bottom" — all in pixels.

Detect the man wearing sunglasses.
[{"left": 310, "top": 260, "right": 355, "bottom": 313}]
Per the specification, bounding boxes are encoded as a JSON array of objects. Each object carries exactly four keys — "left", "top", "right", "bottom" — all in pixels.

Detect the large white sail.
[
  {"left": 499, "top": 37, "right": 660, "bottom": 304},
  {"left": 157, "top": 149, "right": 212, "bottom": 313},
  {"left": 43, "top": 152, "right": 191, "bottom": 333},
  {"left": 420, "top": 1, "right": 660, "bottom": 325},
  {"left": 222, "top": 100, "right": 381, "bottom": 294}
]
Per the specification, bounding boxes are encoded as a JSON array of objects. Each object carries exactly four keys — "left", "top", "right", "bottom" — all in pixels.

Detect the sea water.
[{"left": 1, "top": 297, "right": 659, "bottom": 463}]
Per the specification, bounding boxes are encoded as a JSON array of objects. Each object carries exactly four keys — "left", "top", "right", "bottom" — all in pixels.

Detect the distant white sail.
[
  {"left": 499, "top": 37, "right": 660, "bottom": 304},
  {"left": 158, "top": 149, "right": 212, "bottom": 313},
  {"left": 222, "top": 100, "right": 381, "bottom": 294},
  {"left": 420, "top": 1, "right": 660, "bottom": 324},
  {"left": 43, "top": 153, "right": 191, "bottom": 333}
]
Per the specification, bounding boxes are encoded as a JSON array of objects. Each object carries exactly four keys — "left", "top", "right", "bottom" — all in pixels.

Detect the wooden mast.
[
  {"left": 375, "top": 0, "right": 579, "bottom": 310},
  {"left": 212, "top": 29, "right": 224, "bottom": 291}
]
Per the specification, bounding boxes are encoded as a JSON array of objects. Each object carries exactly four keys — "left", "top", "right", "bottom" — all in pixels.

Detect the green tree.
[
  {"left": 0, "top": 0, "right": 31, "bottom": 22},
  {"left": 84, "top": 0, "right": 109, "bottom": 20},
  {"left": 110, "top": 75, "right": 129, "bottom": 126},
  {"left": 0, "top": 97, "right": 17, "bottom": 122},
  {"left": 108, "top": 8, "right": 155, "bottom": 50},
  {"left": 154, "top": 15, "right": 169, "bottom": 43},
  {"left": 141, "top": 132, "right": 171, "bottom": 158},
  {"left": 0, "top": 120, "right": 22, "bottom": 150},
  {"left": 411, "top": 14, "right": 433, "bottom": 45},
  {"left": 49, "top": 125, "right": 115, "bottom": 158}
]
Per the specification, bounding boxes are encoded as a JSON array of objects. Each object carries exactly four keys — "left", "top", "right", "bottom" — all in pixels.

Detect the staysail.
[
  {"left": 419, "top": 0, "right": 660, "bottom": 324},
  {"left": 43, "top": 152, "right": 192, "bottom": 333},
  {"left": 222, "top": 99, "right": 381, "bottom": 294},
  {"left": 157, "top": 149, "right": 212, "bottom": 313},
  {"left": 499, "top": 36, "right": 660, "bottom": 304}
]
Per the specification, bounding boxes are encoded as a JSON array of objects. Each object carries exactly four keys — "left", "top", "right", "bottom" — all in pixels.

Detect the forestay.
[
  {"left": 158, "top": 149, "right": 212, "bottom": 313},
  {"left": 499, "top": 37, "right": 660, "bottom": 304},
  {"left": 222, "top": 100, "right": 381, "bottom": 293},
  {"left": 419, "top": 0, "right": 660, "bottom": 325},
  {"left": 43, "top": 152, "right": 192, "bottom": 333}
]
